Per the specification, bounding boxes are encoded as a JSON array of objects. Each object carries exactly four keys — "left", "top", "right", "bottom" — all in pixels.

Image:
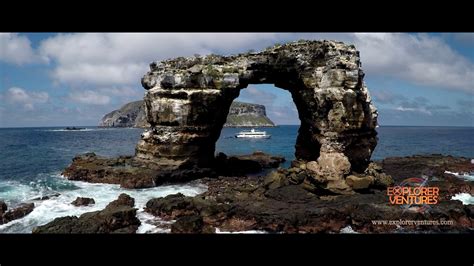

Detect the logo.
[{"left": 387, "top": 177, "right": 439, "bottom": 213}]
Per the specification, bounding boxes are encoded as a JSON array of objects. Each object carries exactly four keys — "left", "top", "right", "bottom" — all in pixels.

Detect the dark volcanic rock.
[
  {"left": 0, "top": 201, "right": 6, "bottom": 216},
  {"left": 1, "top": 203, "right": 35, "bottom": 225},
  {"left": 31, "top": 193, "right": 61, "bottom": 201},
  {"left": 62, "top": 151, "right": 284, "bottom": 188},
  {"left": 106, "top": 193, "right": 134, "bottom": 208},
  {"left": 171, "top": 215, "right": 204, "bottom": 233},
  {"left": 33, "top": 194, "right": 140, "bottom": 233},
  {"left": 214, "top": 151, "right": 285, "bottom": 176},
  {"left": 145, "top": 155, "right": 474, "bottom": 233},
  {"left": 382, "top": 155, "right": 474, "bottom": 199},
  {"left": 71, "top": 197, "right": 95, "bottom": 206},
  {"left": 145, "top": 193, "right": 196, "bottom": 219},
  {"left": 61, "top": 152, "right": 212, "bottom": 189}
]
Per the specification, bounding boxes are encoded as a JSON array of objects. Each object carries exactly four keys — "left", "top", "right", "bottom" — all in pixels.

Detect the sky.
[{"left": 0, "top": 32, "right": 473, "bottom": 127}]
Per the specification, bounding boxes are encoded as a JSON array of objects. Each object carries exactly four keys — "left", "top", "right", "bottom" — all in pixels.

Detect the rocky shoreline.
[{"left": 30, "top": 154, "right": 473, "bottom": 234}]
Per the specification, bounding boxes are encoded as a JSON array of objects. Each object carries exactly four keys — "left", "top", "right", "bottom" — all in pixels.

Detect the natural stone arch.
[{"left": 136, "top": 40, "right": 378, "bottom": 180}]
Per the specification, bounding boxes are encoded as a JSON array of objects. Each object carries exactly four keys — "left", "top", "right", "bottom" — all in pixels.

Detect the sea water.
[{"left": 0, "top": 126, "right": 473, "bottom": 233}]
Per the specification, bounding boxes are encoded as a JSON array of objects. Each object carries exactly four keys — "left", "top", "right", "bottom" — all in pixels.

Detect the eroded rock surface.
[{"left": 136, "top": 40, "right": 378, "bottom": 192}]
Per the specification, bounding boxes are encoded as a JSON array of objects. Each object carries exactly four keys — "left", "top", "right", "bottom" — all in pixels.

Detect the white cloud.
[
  {"left": 395, "top": 106, "right": 432, "bottom": 115},
  {"left": 38, "top": 33, "right": 280, "bottom": 87},
  {"left": 0, "top": 33, "right": 37, "bottom": 65},
  {"left": 37, "top": 33, "right": 474, "bottom": 94},
  {"left": 240, "top": 86, "right": 277, "bottom": 107},
  {"left": 68, "top": 90, "right": 110, "bottom": 105},
  {"left": 352, "top": 33, "right": 474, "bottom": 93},
  {"left": 4, "top": 87, "right": 49, "bottom": 110}
]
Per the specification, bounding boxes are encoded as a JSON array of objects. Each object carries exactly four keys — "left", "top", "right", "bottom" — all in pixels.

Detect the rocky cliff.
[
  {"left": 224, "top": 101, "right": 275, "bottom": 127},
  {"left": 99, "top": 100, "right": 275, "bottom": 128},
  {"left": 99, "top": 100, "right": 149, "bottom": 128}
]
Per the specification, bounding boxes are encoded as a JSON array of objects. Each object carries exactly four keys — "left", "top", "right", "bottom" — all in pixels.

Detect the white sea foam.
[
  {"left": 451, "top": 193, "right": 474, "bottom": 205},
  {"left": 0, "top": 175, "right": 207, "bottom": 233},
  {"left": 339, "top": 225, "right": 359, "bottom": 234},
  {"left": 215, "top": 228, "right": 267, "bottom": 234},
  {"left": 444, "top": 170, "right": 474, "bottom": 181}
]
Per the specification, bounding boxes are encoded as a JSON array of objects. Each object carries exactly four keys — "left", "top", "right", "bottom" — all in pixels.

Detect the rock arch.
[{"left": 136, "top": 40, "right": 378, "bottom": 180}]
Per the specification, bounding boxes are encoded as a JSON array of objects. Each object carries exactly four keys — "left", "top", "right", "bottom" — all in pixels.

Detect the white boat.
[{"left": 235, "top": 128, "right": 271, "bottom": 139}]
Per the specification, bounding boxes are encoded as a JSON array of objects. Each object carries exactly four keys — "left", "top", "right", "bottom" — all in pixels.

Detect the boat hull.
[{"left": 235, "top": 135, "right": 271, "bottom": 139}]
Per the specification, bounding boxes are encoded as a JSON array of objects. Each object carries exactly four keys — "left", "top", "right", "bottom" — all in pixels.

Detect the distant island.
[{"left": 99, "top": 100, "right": 275, "bottom": 128}]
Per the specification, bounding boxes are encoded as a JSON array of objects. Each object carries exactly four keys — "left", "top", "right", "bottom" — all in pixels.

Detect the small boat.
[
  {"left": 235, "top": 128, "right": 271, "bottom": 139},
  {"left": 64, "top": 127, "right": 86, "bottom": 130}
]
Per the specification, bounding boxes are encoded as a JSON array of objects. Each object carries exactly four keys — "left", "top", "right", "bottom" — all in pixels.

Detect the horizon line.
[{"left": 0, "top": 124, "right": 473, "bottom": 129}]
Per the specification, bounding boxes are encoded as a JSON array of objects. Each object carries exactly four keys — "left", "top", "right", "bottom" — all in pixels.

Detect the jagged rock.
[
  {"left": 0, "top": 201, "right": 6, "bottom": 216},
  {"left": 31, "top": 193, "right": 61, "bottom": 201},
  {"left": 366, "top": 162, "right": 394, "bottom": 187},
  {"left": 263, "top": 169, "right": 290, "bottom": 190},
  {"left": 106, "top": 193, "right": 134, "bottom": 209},
  {"left": 32, "top": 194, "right": 140, "bottom": 234},
  {"left": 171, "top": 215, "right": 204, "bottom": 233},
  {"left": 62, "top": 151, "right": 284, "bottom": 188},
  {"left": 71, "top": 197, "right": 95, "bottom": 206},
  {"left": 1, "top": 203, "right": 35, "bottom": 225},
  {"left": 145, "top": 193, "right": 196, "bottom": 220},
  {"left": 144, "top": 155, "right": 474, "bottom": 233},
  {"left": 136, "top": 40, "right": 378, "bottom": 182}
]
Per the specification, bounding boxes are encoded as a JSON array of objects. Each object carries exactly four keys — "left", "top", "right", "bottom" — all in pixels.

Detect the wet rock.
[
  {"left": 0, "top": 201, "right": 6, "bottom": 216},
  {"left": 144, "top": 155, "right": 473, "bottom": 233},
  {"left": 32, "top": 194, "right": 140, "bottom": 233},
  {"left": 62, "top": 153, "right": 213, "bottom": 189},
  {"left": 107, "top": 193, "right": 134, "bottom": 208},
  {"left": 71, "top": 197, "right": 95, "bottom": 207},
  {"left": 234, "top": 151, "right": 285, "bottom": 168},
  {"left": 171, "top": 215, "right": 204, "bottom": 233},
  {"left": 31, "top": 193, "right": 61, "bottom": 201},
  {"left": 145, "top": 193, "right": 196, "bottom": 219},
  {"left": 1, "top": 203, "right": 35, "bottom": 225}
]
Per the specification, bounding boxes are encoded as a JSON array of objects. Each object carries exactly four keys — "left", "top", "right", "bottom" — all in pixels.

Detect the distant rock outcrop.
[
  {"left": 99, "top": 100, "right": 149, "bottom": 128},
  {"left": 224, "top": 101, "right": 275, "bottom": 127},
  {"left": 99, "top": 100, "right": 275, "bottom": 128}
]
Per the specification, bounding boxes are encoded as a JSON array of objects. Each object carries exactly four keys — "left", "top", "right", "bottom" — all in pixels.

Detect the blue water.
[
  {"left": 1, "top": 126, "right": 473, "bottom": 183},
  {"left": 0, "top": 126, "right": 473, "bottom": 232}
]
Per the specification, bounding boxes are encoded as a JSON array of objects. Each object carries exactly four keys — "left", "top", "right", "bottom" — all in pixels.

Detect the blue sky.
[{"left": 0, "top": 33, "right": 473, "bottom": 127}]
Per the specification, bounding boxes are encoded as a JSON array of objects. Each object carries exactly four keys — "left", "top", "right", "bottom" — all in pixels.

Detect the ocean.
[{"left": 0, "top": 125, "right": 473, "bottom": 233}]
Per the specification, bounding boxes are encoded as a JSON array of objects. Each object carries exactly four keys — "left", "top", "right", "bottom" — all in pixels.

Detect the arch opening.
[{"left": 215, "top": 84, "right": 306, "bottom": 168}]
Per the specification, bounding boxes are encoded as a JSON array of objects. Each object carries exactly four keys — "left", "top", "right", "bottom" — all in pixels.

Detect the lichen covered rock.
[{"left": 136, "top": 40, "right": 378, "bottom": 182}]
